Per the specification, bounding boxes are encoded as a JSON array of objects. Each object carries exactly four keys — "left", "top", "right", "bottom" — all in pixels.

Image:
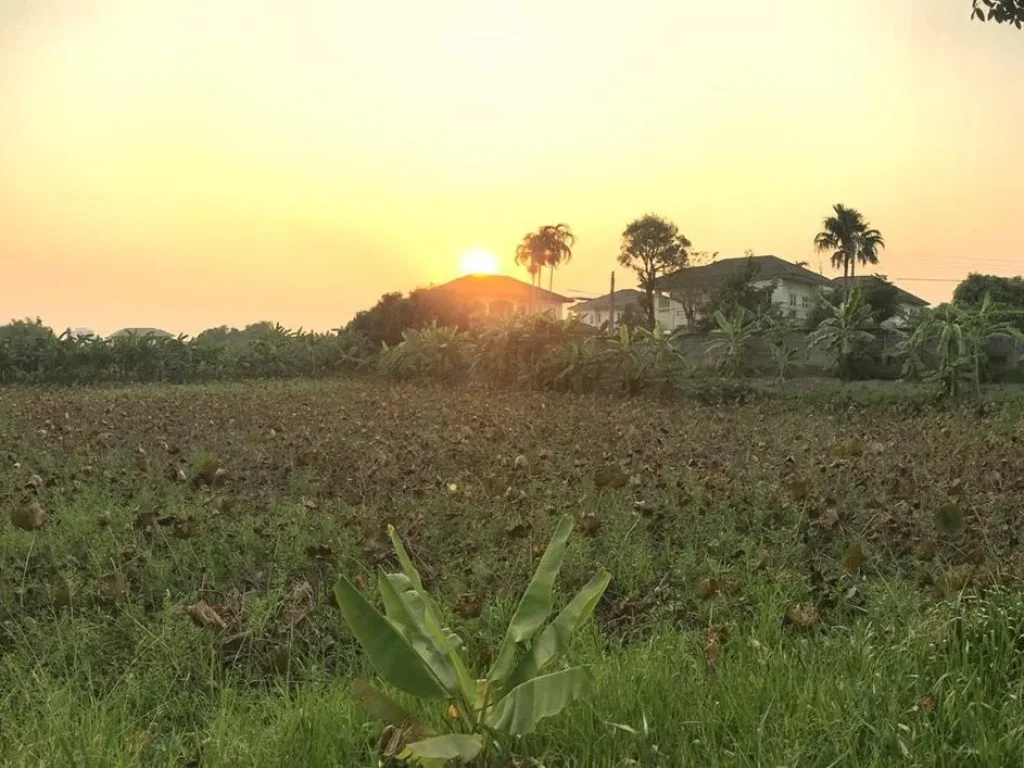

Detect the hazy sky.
[{"left": 2, "top": 0, "right": 1022, "bottom": 334}]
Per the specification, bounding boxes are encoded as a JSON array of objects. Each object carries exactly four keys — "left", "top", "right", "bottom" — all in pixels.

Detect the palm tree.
[
  {"left": 536, "top": 223, "right": 575, "bottom": 291},
  {"left": 514, "top": 224, "right": 576, "bottom": 306},
  {"left": 514, "top": 232, "right": 545, "bottom": 290},
  {"left": 813, "top": 204, "right": 885, "bottom": 286}
]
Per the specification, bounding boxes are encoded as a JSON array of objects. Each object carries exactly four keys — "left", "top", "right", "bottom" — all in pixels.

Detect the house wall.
[
  {"left": 574, "top": 294, "right": 688, "bottom": 330},
  {"left": 763, "top": 280, "right": 822, "bottom": 321},
  {"left": 469, "top": 297, "right": 564, "bottom": 321}
]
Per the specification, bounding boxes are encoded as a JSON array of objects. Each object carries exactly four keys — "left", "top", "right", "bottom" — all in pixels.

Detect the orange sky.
[{"left": 2, "top": 0, "right": 1022, "bottom": 335}]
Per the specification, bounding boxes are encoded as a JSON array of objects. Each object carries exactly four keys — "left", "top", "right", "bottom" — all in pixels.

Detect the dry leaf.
[
  {"left": 915, "top": 539, "right": 936, "bottom": 562},
  {"left": 577, "top": 514, "right": 602, "bottom": 537},
  {"left": 783, "top": 603, "right": 819, "bottom": 631},
  {"left": 695, "top": 578, "right": 739, "bottom": 599},
  {"left": 704, "top": 625, "right": 724, "bottom": 674},
  {"left": 186, "top": 601, "right": 227, "bottom": 631},
  {"left": 454, "top": 593, "right": 484, "bottom": 619},
  {"left": 25, "top": 474, "right": 44, "bottom": 492},
  {"left": 11, "top": 500, "right": 46, "bottom": 531}
]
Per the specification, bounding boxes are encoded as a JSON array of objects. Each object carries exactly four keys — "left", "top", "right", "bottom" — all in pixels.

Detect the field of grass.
[{"left": 3, "top": 379, "right": 1024, "bottom": 766}]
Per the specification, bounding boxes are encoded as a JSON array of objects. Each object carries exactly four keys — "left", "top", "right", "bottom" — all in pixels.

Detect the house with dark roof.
[
  {"left": 831, "top": 276, "right": 929, "bottom": 312},
  {"left": 572, "top": 289, "right": 642, "bottom": 327},
  {"left": 655, "top": 255, "right": 833, "bottom": 325},
  {"left": 429, "top": 275, "right": 573, "bottom": 321}
]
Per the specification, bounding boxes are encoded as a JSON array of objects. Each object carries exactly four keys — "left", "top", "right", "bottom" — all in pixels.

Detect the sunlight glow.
[{"left": 460, "top": 248, "right": 499, "bottom": 275}]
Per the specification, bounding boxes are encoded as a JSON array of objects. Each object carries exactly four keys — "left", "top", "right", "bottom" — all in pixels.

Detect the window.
[
  {"left": 658, "top": 294, "right": 670, "bottom": 310},
  {"left": 789, "top": 292, "right": 797, "bottom": 307},
  {"left": 802, "top": 295, "right": 810, "bottom": 308}
]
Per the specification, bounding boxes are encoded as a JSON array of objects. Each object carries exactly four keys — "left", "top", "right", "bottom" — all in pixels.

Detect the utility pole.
[{"left": 608, "top": 272, "right": 616, "bottom": 332}]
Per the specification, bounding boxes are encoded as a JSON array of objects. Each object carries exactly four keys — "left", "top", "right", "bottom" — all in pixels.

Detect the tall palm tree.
[
  {"left": 813, "top": 204, "right": 885, "bottom": 285},
  {"left": 514, "top": 232, "right": 545, "bottom": 290},
  {"left": 514, "top": 223, "right": 576, "bottom": 293},
  {"left": 537, "top": 223, "right": 575, "bottom": 292}
]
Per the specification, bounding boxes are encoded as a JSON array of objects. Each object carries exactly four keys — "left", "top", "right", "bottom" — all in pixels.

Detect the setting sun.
[{"left": 460, "top": 248, "right": 500, "bottom": 275}]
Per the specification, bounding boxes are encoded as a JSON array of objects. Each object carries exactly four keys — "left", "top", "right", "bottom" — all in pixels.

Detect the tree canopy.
[
  {"left": 954, "top": 274, "right": 1024, "bottom": 329},
  {"left": 618, "top": 214, "right": 691, "bottom": 329},
  {"left": 514, "top": 224, "right": 575, "bottom": 291},
  {"left": 813, "top": 204, "right": 885, "bottom": 283},
  {"left": 973, "top": 0, "right": 1024, "bottom": 26},
  {"left": 346, "top": 289, "right": 470, "bottom": 347}
]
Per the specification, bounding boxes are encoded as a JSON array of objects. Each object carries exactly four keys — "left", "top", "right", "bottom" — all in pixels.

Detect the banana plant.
[
  {"left": 704, "top": 307, "right": 758, "bottom": 378},
  {"left": 808, "top": 290, "right": 875, "bottom": 381},
  {"left": 333, "top": 516, "right": 611, "bottom": 766}
]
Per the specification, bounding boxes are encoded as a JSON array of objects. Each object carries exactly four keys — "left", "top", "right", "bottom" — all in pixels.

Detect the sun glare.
[{"left": 460, "top": 248, "right": 499, "bottom": 275}]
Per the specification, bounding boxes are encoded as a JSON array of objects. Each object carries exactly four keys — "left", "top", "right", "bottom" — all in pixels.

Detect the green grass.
[{"left": 3, "top": 378, "right": 1024, "bottom": 766}]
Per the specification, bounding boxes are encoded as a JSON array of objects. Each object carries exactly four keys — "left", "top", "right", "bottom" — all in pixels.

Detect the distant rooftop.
[
  {"left": 109, "top": 327, "right": 173, "bottom": 338},
  {"left": 431, "top": 274, "right": 572, "bottom": 304},
  {"left": 832, "top": 275, "right": 929, "bottom": 307},
  {"left": 571, "top": 289, "right": 645, "bottom": 312},
  {"left": 656, "top": 254, "right": 832, "bottom": 291}
]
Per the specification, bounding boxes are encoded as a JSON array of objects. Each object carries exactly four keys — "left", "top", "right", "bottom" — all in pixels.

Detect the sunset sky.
[{"left": 2, "top": 0, "right": 1022, "bottom": 335}]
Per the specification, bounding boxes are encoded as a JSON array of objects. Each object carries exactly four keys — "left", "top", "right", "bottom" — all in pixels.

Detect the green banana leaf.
[
  {"left": 488, "top": 515, "right": 574, "bottom": 683},
  {"left": 401, "top": 733, "right": 484, "bottom": 765},
  {"left": 386, "top": 530, "right": 478, "bottom": 708},
  {"left": 487, "top": 666, "right": 593, "bottom": 736},
  {"left": 378, "top": 573, "right": 460, "bottom": 695},
  {"left": 505, "top": 569, "right": 610, "bottom": 690},
  {"left": 333, "top": 576, "right": 447, "bottom": 699}
]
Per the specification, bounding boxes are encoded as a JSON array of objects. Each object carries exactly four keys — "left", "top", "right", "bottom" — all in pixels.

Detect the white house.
[
  {"left": 571, "top": 289, "right": 689, "bottom": 330},
  {"left": 655, "top": 254, "right": 834, "bottom": 326}
]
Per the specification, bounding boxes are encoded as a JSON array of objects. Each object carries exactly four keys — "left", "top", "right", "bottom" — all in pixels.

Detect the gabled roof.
[
  {"left": 831, "top": 276, "right": 929, "bottom": 307},
  {"left": 656, "top": 255, "right": 832, "bottom": 291},
  {"left": 432, "top": 274, "right": 572, "bottom": 304},
  {"left": 571, "top": 289, "right": 645, "bottom": 312}
]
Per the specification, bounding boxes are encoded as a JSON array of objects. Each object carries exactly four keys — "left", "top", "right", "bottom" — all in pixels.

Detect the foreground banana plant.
[{"left": 334, "top": 516, "right": 611, "bottom": 766}]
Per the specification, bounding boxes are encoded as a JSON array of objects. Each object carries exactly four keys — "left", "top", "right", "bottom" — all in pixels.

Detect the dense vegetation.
[
  {"left": 4, "top": 282, "right": 1024, "bottom": 400},
  {"left": 0, "top": 318, "right": 370, "bottom": 385},
  {"left": 4, "top": 378, "right": 1024, "bottom": 765}
]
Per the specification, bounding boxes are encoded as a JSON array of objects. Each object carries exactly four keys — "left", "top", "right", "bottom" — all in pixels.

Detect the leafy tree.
[
  {"left": 813, "top": 204, "right": 885, "bottom": 283},
  {"left": 515, "top": 223, "right": 575, "bottom": 292},
  {"left": 347, "top": 289, "right": 470, "bottom": 347},
  {"left": 696, "top": 258, "right": 776, "bottom": 332},
  {"left": 618, "top": 214, "right": 692, "bottom": 329},
  {"left": 973, "top": 0, "right": 1024, "bottom": 26},
  {"left": 953, "top": 274, "right": 1024, "bottom": 330},
  {"left": 667, "top": 250, "right": 717, "bottom": 328},
  {"left": 0, "top": 317, "right": 55, "bottom": 344}
]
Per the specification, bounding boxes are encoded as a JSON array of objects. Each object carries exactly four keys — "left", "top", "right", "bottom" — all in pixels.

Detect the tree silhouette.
[
  {"left": 972, "top": 0, "right": 1024, "bottom": 26},
  {"left": 514, "top": 223, "right": 575, "bottom": 293},
  {"left": 813, "top": 204, "right": 885, "bottom": 285},
  {"left": 618, "top": 214, "right": 691, "bottom": 329}
]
